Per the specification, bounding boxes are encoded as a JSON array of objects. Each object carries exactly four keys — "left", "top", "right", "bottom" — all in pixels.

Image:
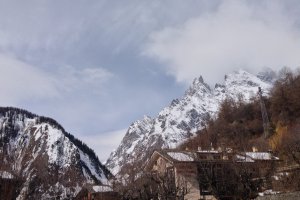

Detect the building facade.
[{"left": 145, "top": 148, "right": 279, "bottom": 200}]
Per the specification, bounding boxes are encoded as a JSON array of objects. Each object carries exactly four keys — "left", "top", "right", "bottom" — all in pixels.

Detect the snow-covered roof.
[
  {"left": 144, "top": 150, "right": 197, "bottom": 170},
  {"left": 236, "top": 152, "right": 279, "bottom": 162},
  {"left": 197, "top": 150, "right": 220, "bottom": 153},
  {"left": 92, "top": 185, "right": 113, "bottom": 193},
  {"left": 235, "top": 155, "right": 255, "bottom": 162},
  {"left": 147, "top": 149, "right": 279, "bottom": 168},
  {"left": 82, "top": 185, "right": 114, "bottom": 193},
  {"left": 0, "top": 171, "right": 14, "bottom": 179},
  {"left": 245, "top": 152, "right": 279, "bottom": 160},
  {"left": 167, "top": 152, "right": 195, "bottom": 162}
]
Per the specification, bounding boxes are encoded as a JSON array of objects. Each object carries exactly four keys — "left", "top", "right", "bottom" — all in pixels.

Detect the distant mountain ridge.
[
  {"left": 0, "top": 107, "right": 112, "bottom": 200},
  {"left": 106, "top": 69, "right": 275, "bottom": 175}
]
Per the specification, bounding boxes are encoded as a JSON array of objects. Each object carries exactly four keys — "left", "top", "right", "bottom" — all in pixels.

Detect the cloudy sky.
[{"left": 1, "top": 0, "right": 300, "bottom": 161}]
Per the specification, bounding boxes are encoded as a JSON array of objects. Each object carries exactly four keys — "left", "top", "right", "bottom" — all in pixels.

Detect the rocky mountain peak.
[
  {"left": 193, "top": 75, "right": 204, "bottom": 85},
  {"left": 256, "top": 67, "right": 277, "bottom": 83},
  {"left": 186, "top": 75, "right": 211, "bottom": 97}
]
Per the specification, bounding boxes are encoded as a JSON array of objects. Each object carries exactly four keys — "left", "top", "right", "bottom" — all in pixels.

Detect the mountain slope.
[
  {"left": 0, "top": 107, "right": 112, "bottom": 200},
  {"left": 106, "top": 69, "right": 274, "bottom": 175}
]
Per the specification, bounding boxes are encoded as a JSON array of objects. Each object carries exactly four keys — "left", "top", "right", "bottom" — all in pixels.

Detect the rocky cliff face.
[
  {"left": 0, "top": 107, "right": 112, "bottom": 200},
  {"left": 106, "top": 69, "right": 275, "bottom": 175}
]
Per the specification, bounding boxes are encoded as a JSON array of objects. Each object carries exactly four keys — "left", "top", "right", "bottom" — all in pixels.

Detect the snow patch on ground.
[
  {"left": 45, "top": 124, "right": 76, "bottom": 167},
  {"left": 80, "top": 150, "right": 108, "bottom": 184},
  {"left": 258, "top": 189, "right": 281, "bottom": 196}
]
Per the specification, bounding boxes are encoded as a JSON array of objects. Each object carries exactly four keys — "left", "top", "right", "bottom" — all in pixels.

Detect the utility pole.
[
  {"left": 0, "top": 123, "right": 3, "bottom": 170},
  {"left": 258, "top": 87, "right": 270, "bottom": 138}
]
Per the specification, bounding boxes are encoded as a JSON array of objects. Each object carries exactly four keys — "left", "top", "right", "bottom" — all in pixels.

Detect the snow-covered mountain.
[
  {"left": 106, "top": 69, "right": 275, "bottom": 175},
  {"left": 0, "top": 107, "right": 112, "bottom": 200}
]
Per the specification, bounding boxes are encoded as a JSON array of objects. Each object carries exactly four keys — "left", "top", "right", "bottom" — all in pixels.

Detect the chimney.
[
  {"left": 267, "top": 149, "right": 273, "bottom": 153},
  {"left": 252, "top": 146, "right": 258, "bottom": 152}
]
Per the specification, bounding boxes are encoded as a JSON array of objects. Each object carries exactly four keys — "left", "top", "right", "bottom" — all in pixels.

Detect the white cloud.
[
  {"left": 80, "top": 128, "right": 127, "bottom": 162},
  {"left": 55, "top": 66, "right": 113, "bottom": 93},
  {"left": 144, "top": 1, "right": 300, "bottom": 85},
  {"left": 0, "top": 54, "right": 113, "bottom": 106},
  {"left": 0, "top": 54, "right": 58, "bottom": 105},
  {"left": 81, "top": 68, "right": 113, "bottom": 83}
]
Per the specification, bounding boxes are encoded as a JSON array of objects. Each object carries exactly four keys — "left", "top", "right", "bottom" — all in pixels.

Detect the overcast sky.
[{"left": 1, "top": 0, "right": 300, "bottom": 162}]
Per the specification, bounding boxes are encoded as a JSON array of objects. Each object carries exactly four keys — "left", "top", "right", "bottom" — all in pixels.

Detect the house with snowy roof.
[
  {"left": 145, "top": 148, "right": 279, "bottom": 200},
  {"left": 145, "top": 149, "right": 224, "bottom": 200},
  {"left": 0, "top": 171, "right": 20, "bottom": 200},
  {"left": 75, "top": 184, "right": 120, "bottom": 200},
  {"left": 235, "top": 150, "right": 280, "bottom": 182}
]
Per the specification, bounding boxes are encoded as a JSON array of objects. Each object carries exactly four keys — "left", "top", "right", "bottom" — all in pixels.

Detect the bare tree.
[{"left": 115, "top": 167, "right": 190, "bottom": 200}]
